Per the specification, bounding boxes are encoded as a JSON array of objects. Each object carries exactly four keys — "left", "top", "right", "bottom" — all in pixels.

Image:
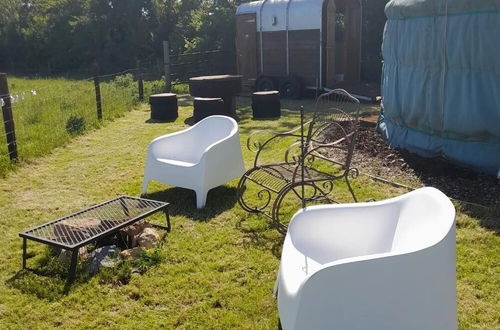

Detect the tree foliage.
[
  {"left": 0, "top": 0, "right": 245, "bottom": 74},
  {"left": 0, "top": 0, "right": 387, "bottom": 79}
]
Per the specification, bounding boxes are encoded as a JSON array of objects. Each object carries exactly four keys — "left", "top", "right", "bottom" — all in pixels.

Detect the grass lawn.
[{"left": 0, "top": 97, "right": 498, "bottom": 329}]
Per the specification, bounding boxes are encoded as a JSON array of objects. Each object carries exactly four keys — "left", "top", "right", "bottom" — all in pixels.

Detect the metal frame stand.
[
  {"left": 151, "top": 207, "right": 171, "bottom": 232},
  {"left": 20, "top": 197, "right": 171, "bottom": 290}
]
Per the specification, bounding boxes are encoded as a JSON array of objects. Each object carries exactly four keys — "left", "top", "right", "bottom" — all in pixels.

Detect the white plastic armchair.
[
  {"left": 277, "top": 187, "right": 457, "bottom": 330},
  {"left": 142, "top": 115, "right": 245, "bottom": 208}
]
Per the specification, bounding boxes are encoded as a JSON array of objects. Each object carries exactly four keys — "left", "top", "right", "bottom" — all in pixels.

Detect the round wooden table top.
[
  {"left": 253, "top": 90, "right": 279, "bottom": 96},
  {"left": 149, "top": 93, "right": 177, "bottom": 98},
  {"left": 193, "top": 97, "right": 223, "bottom": 101},
  {"left": 189, "top": 74, "right": 242, "bottom": 82}
]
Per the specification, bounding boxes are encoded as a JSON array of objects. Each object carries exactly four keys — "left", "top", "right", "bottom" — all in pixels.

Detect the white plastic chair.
[
  {"left": 276, "top": 187, "right": 457, "bottom": 330},
  {"left": 142, "top": 115, "right": 245, "bottom": 208}
]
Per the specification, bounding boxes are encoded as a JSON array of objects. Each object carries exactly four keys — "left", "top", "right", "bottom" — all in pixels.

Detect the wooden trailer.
[{"left": 236, "top": 0, "right": 362, "bottom": 98}]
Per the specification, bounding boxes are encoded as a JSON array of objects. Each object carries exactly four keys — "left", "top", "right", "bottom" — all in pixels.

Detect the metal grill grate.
[{"left": 20, "top": 196, "right": 168, "bottom": 249}]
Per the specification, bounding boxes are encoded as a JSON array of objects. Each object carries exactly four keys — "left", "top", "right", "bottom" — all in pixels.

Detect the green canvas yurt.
[{"left": 379, "top": 0, "right": 500, "bottom": 175}]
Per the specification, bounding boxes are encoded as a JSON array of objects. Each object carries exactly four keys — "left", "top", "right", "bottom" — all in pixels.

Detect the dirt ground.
[{"left": 353, "top": 125, "right": 499, "bottom": 208}]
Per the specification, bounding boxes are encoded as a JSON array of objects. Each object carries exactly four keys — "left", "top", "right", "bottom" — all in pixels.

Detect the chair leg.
[
  {"left": 195, "top": 189, "right": 208, "bottom": 209},
  {"left": 345, "top": 176, "right": 358, "bottom": 202},
  {"left": 141, "top": 177, "right": 149, "bottom": 195}
]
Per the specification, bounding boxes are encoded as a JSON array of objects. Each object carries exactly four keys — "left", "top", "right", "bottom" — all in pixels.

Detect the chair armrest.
[
  {"left": 147, "top": 128, "right": 194, "bottom": 160},
  {"left": 199, "top": 131, "right": 245, "bottom": 189}
]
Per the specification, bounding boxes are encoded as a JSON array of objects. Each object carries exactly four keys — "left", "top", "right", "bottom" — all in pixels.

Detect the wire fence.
[{"left": 0, "top": 49, "right": 236, "bottom": 176}]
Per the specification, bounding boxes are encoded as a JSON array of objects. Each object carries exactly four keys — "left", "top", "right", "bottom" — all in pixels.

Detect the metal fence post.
[
  {"left": 92, "top": 63, "right": 102, "bottom": 120},
  {"left": 137, "top": 60, "right": 144, "bottom": 101},
  {"left": 163, "top": 41, "right": 172, "bottom": 92},
  {"left": 0, "top": 73, "right": 18, "bottom": 161}
]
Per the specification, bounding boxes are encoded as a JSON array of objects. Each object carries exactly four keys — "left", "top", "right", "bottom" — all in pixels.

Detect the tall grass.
[{"left": 0, "top": 74, "right": 173, "bottom": 176}]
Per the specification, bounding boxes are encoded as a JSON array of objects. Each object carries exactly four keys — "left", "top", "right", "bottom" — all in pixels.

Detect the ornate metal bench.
[{"left": 237, "top": 89, "right": 360, "bottom": 234}]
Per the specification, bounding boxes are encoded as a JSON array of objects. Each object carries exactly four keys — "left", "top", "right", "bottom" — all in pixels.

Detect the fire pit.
[{"left": 19, "top": 196, "right": 170, "bottom": 284}]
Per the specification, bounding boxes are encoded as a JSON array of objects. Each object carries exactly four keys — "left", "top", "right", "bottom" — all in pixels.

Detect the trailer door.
[{"left": 236, "top": 14, "right": 258, "bottom": 79}]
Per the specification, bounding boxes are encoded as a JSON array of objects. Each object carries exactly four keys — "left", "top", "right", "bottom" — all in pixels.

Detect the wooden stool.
[
  {"left": 252, "top": 90, "right": 281, "bottom": 119},
  {"left": 193, "top": 97, "right": 225, "bottom": 122},
  {"left": 149, "top": 93, "right": 178, "bottom": 121}
]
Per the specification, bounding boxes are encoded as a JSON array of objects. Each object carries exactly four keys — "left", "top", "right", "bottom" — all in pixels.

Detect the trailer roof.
[{"left": 236, "top": 0, "right": 325, "bottom": 31}]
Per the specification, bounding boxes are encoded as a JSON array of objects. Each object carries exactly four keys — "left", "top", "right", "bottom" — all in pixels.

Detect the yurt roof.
[{"left": 385, "top": 0, "right": 500, "bottom": 19}]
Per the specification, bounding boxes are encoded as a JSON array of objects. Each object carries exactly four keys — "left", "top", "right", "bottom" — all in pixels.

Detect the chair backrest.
[
  {"left": 289, "top": 187, "right": 455, "bottom": 265},
  {"left": 190, "top": 115, "right": 238, "bottom": 152},
  {"left": 305, "top": 89, "right": 360, "bottom": 172}
]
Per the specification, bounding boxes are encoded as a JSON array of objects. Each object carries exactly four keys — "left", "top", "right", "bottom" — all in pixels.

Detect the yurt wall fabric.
[{"left": 381, "top": 0, "right": 500, "bottom": 174}]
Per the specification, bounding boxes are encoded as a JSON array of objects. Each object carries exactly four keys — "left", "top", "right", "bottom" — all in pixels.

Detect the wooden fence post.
[
  {"left": 92, "top": 62, "right": 102, "bottom": 120},
  {"left": 136, "top": 59, "right": 144, "bottom": 101},
  {"left": 163, "top": 41, "right": 172, "bottom": 92},
  {"left": 0, "top": 73, "right": 18, "bottom": 161}
]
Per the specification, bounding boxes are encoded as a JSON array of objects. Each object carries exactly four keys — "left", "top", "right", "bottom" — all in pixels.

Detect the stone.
[
  {"left": 53, "top": 217, "right": 102, "bottom": 242},
  {"left": 87, "top": 245, "right": 118, "bottom": 274},
  {"left": 120, "top": 220, "right": 152, "bottom": 248},
  {"left": 120, "top": 247, "right": 143, "bottom": 260},
  {"left": 58, "top": 247, "right": 89, "bottom": 262},
  {"left": 137, "top": 228, "right": 160, "bottom": 249}
]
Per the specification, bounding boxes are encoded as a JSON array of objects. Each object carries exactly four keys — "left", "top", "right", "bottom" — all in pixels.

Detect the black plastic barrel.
[
  {"left": 193, "top": 97, "right": 225, "bottom": 122},
  {"left": 149, "top": 93, "right": 178, "bottom": 121},
  {"left": 252, "top": 90, "right": 281, "bottom": 119}
]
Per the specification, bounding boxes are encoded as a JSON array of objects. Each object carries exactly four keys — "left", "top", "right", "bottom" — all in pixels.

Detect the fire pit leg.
[
  {"left": 22, "top": 238, "right": 27, "bottom": 269},
  {"left": 67, "top": 249, "right": 78, "bottom": 284}
]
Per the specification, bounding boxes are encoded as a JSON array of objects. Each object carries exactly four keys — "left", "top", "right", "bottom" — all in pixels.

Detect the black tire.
[
  {"left": 279, "top": 76, "right": 303, "bottom": 99},
  {"left": 255, "top": 76, "right": 278, "bottom": 92}
]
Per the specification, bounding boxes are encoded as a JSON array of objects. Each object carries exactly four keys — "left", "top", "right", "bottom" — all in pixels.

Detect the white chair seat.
[
  {"left": 142, "top": 116, "right": 245, "bottom": 208},
  {"left": 277, "top": 187, "right": 457, "bottom": 330}
]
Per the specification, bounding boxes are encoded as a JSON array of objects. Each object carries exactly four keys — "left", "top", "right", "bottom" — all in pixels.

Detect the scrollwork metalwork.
[
  {"left": 347, "top": 167, "right": 360, "bottom": 179},
  {"left": 237, "top": 89, "right": 362, "bottom": 235},
  {"left": 237, "top": 173, "right": 274, "bottom": 213}
]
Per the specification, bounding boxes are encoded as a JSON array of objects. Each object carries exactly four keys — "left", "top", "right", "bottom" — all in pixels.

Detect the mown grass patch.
[{"left": 0, "top": 95, "right": 497, "bottom": 329}]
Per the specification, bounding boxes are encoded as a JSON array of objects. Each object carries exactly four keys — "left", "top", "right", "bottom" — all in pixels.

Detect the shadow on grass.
[
  {"left": 6, "top": 253, "right": 90, "bottom": 301},
  {"left": 144, "top": 185, "right": 238, "bottom": 222},
  {"left": 235, "top": 216, "right": 284, "bottom": 259},
  {"left": 184, "top": 116, "right": 196, "bottom": 126},
  {"left": 145, "top": 117, "right": 177, "bottom": 124},
  {"left": 457, "top": 203, "right": 500, "bottom": 235},
  {"left": 7, "top": 270, "right": 69, "bottom": 301}
]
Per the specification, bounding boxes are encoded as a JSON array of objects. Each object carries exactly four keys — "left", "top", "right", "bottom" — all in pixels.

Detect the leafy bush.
[
  {"left": 171, "top": 82, "right": 189, "bottom": 94},
  {"left": 112, "top": 73, "right": 135, "bottom": 88},
  {"left": 144, "top": 79, "right": 166, "bottom": 99},
  {"left": 66, "top": 115, "right": 86, "bottom": 135}
]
